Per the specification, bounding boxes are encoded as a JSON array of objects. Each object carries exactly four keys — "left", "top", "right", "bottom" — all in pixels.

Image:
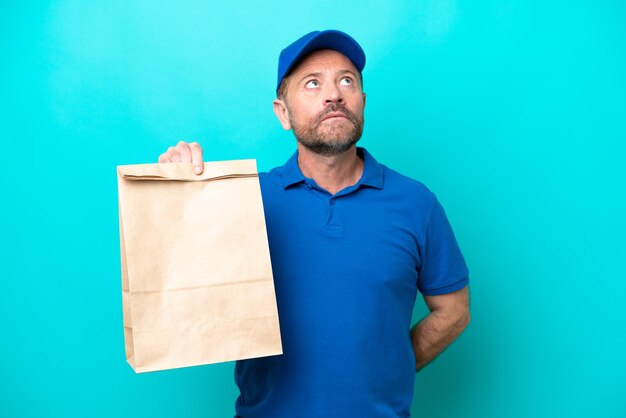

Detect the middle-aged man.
[{"left": 158, "top": 30, "right": 470, "bottom": 418}]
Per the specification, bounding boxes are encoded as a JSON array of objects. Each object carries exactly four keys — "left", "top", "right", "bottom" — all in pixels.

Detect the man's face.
[{"left": 273, "top": 49, "right": 366, "bottom": 156}]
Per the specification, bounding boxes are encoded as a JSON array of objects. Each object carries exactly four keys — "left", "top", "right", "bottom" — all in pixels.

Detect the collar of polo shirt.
[{"left": 278, "top": 147, "right": 384, "bottom": 191}]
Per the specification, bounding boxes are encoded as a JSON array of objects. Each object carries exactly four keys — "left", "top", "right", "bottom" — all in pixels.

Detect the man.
[{"left": 158, "top": 30, "right": 470, "bottom": 418}]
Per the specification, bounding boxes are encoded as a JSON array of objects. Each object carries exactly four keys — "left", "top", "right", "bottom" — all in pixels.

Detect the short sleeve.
[{"left": 418, "top": 196, "right": 469, "bottom": 296}]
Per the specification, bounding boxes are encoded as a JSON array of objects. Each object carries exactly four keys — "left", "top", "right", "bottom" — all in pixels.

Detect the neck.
[{"left": 296, "top": 144, "right": 364, "bottom": 195}]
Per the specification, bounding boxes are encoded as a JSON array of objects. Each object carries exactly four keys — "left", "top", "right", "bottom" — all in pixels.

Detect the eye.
[
  {"left": 305, "top": 80, "right": 320, "bottom": 88},
  {"left": 339, "top": 77, "right": 353, "bottom": 86}
]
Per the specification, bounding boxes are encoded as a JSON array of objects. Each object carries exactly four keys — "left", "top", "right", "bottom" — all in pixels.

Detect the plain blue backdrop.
[{"left": 1, "top": 1, "right": 625, "bottom": 417}]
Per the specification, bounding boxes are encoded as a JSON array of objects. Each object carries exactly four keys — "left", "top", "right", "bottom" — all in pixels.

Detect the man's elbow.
[
  {"left": 452, "top": 289, "right": 471, "bottom": 333},
  {"left": 432, "top": 306, "right": 470, "bottom": 335},
  {"left": 455, "top": 309, "right": 471, "bottom": 333}
]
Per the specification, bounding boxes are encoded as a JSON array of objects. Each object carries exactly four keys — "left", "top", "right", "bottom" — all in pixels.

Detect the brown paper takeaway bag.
[{"left": 117, "top": 160, "right": 282, "bottom": 373}]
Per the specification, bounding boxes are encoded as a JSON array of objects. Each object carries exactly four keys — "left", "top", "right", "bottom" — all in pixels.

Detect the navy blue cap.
[{"left": 276, "top": 30, "right": 366, "bottom": 94}]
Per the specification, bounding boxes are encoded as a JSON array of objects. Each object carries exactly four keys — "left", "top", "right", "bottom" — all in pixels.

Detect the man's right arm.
[{"left": 158, "top": 141, "right": 205, "bottom": 174}]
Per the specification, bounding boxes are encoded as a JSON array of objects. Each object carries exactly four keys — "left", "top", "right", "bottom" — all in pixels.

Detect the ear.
[
  {"left": 273, "top": 99, "right": 292, "bottom": 130},
  {"left": 362, "top": 92, "right": 367, "bottom": 108}
]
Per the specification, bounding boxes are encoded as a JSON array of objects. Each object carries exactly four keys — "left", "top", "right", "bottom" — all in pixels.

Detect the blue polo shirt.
[{"left": 234, "top": 147, "right": 469, "bottom": 417}]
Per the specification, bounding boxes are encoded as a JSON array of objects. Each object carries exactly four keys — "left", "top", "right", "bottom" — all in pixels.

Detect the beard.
[{"left": 288, "top": 102, "right": 364, "bottom": 156}]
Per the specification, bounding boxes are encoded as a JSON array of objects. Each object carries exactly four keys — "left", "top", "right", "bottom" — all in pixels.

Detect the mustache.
[{"left": 314, "top": 103, "right": 361, "bottom": 127}]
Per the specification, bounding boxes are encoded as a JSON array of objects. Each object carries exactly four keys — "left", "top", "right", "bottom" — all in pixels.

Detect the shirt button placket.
[{"left": 325, "top": 196, "right": 342, "bottom": 235}]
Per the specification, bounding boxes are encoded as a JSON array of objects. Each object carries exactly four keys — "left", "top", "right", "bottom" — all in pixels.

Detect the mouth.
[{"left": 321, "top": 112, "right": 349, "bottom": 122}]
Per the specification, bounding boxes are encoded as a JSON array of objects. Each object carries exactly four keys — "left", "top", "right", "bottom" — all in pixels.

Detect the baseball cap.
[{"left": 276, "top": 29, "right": 366, "bottom": 94}]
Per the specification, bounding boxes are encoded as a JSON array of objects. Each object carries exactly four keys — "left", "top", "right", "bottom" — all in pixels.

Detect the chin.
[{"left": 297, "top": 136, "right": 360, "bottom": 156}]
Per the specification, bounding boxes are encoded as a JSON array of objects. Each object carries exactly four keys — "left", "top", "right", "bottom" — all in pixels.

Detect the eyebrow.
[{"left": 298, "top": 72, "right": 323, "bottom": 84}]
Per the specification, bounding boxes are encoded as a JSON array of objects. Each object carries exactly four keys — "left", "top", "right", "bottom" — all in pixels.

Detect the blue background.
[{"left": 1, "top": 1, "right": 625, "bottom": 417}]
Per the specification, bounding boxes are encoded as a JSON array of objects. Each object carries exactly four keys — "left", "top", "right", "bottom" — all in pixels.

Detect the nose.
[{"left": 323, "top": 83, "right": 344, "bottom": 106}]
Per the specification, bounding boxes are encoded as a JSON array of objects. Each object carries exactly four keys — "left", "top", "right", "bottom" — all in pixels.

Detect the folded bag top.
[{"left": 118, "top": 159, "right": 258, "bottom": 181}]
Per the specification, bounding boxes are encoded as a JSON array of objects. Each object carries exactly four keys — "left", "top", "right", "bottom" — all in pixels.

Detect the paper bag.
[{"left": 117, "top": 159, "right": 282, "bottom": 373}]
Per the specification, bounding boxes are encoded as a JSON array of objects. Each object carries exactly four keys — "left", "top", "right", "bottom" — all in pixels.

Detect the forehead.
[{"left": 289, "top": 49, "right": 359, "bottom": 76}]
